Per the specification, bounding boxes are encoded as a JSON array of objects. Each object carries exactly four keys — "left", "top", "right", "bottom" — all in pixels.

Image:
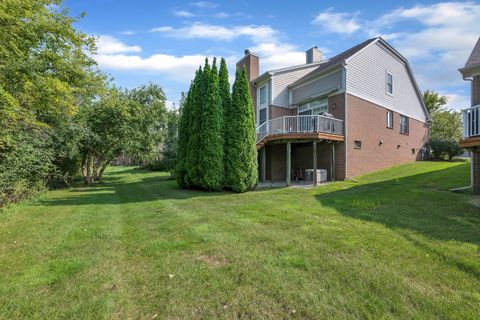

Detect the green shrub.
[{"left": 429, "top": 137, "right": 463, "bottom": 161}]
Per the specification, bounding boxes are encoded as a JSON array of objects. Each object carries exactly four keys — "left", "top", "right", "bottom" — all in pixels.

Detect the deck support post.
[
  {"left": 260, "top": 147, "right": 266, "bottom": 183},
  {"left": 286, "top": 142, "right": 291, "bottom": 186},
  {"left": 331, "top": 144, "right": 336, "bottom": 181},
  {"left": 313, "top": 141, "right": 318, "bottom": 186}
]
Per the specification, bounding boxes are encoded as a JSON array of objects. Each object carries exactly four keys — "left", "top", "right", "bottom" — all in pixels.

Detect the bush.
[
  {"left": 146, "top": 159, "right": 168, "bottom": 171},
  {"left": 429, "top": 137, "right": 463, "bottom": 161}
]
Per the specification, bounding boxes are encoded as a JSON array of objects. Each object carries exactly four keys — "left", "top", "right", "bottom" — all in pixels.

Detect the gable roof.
[
  {"left": 465, "top": 36, "right": 480, "bottom": 68},
  {"left": 288, "top": 38, "right": 378, "bottom": 88},
  {"left": 252, "top": 60, "right": 322, "bottom": 85}
]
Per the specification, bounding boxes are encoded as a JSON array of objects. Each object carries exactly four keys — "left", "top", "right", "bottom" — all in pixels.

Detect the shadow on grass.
[
  {"left": 316, "top": 163, "right": 480, "bottom": 244},
  {"left": 41, "top": 169, "right": 226, "bottom": 207}
]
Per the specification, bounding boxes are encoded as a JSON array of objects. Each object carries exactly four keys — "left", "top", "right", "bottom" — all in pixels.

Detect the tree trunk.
[
  {"left": 98, "top": 160, "right": 110, "bottom": 180},
  {"left": 85, "top": 155, "right": 93, "bottom": 185},
  {"left": 81, "top": 152, "right": 88, "bottom": 184}
]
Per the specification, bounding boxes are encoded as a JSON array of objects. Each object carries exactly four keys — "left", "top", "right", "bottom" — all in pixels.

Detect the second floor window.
[
  {"left": 259, "top": 108, "right": 267, "bottom": 125},
  {"left": 259, "top": 85, "right": 267, "bottom": 105},
  {"left": 386, "top": 72, "right": 393, "bottom": 95},
  {"left": 400, "top": 115, "right": 409, "bottom": 134},
  {"left": 386, "top": 110, "right": 393, "bottom": 129},
  {"left": 298, "top": 97, "right": 328, "bottom": 115}
]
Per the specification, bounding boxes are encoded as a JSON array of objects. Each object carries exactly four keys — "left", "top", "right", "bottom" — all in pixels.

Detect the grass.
[{"left": 0, "top": 162, "right": 479, "bottom": 319}]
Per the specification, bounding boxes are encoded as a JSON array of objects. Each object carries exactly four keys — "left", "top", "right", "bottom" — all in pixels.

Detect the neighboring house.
[
  {"left": 459, "top": 36, "right": 480, "bottom": 195},
  {"left": 236, "top": 37, "right": 430, "bottom": 185}
]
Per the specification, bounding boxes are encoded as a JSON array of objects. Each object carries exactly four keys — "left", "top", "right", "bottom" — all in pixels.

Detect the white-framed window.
[
  {"left": 259, "top": 108, "right": 267, "bottom": 125},
  {"left": 386, "top": 72, "right": 394, "bottom": 95},
  {"left": 259, "top": 85, "right": 267, "bottom": 106},
  {"left": 298, "top": 97, "right": 328, "bottom": 115},
  {"left": 386, "top": 110, "right": 393, "bottom": 129},
  {"left": 400, "top": 115, "right": 409, "bottom": 134}
]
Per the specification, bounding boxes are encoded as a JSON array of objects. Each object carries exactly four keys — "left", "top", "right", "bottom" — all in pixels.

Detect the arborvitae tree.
[
  {"left": 224, "top": 66, "right": 258, "bottom": 192},
  {"left": 185, "top": 65, "right": 207, "bottom": 187},
  {"left": 218, "top": 58, "right": 231, "bottom": 182},
  {"left": 176, "top": 78, "right": 195, "bottom": 187},
  {"left": 198, "top": 58, "right": 224, "bottom": 191}
]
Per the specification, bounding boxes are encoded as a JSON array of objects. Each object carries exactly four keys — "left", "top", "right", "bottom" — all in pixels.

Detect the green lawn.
[{"left": 0, "top": 162, "right": 479, "bottom": 319}]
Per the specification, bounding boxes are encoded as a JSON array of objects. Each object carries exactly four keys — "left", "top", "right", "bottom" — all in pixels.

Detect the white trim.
[
  {"left": 386, "top": 71, "right": 394, "bottom": 96},
  {"left": 386, "top": 110, "right": 393, "bottom": 129},
  {"left": 269, "top": 61, "right": 322, "bottom": 75},
  {"left": 345, "top": 91, "right": 427, "bottom": 123}
]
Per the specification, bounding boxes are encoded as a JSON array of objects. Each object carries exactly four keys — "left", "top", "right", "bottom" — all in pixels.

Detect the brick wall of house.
[
  {"left": 473, "top": 149, "right": 480, "bottom": 194},
  {"left": 269, "top": 105, "right": 296, "bottom": 119},
  {"left": 346, "top": 94, "right": 429, "bottom": 177},
  {"left": 236, "top": 54, "right": 259, "bottom": 114},
  {"left": 473, "top": 76, "right": 480, "bottom": 106},
  {"left": 328, "top": 94, "right": 346, "bottom": 121}
]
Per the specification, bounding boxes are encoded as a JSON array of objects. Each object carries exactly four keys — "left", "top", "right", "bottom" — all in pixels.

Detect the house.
[
  {"left": 236, "top": 37, "right": 430, "bottom": 185},
  {"left": 459, "top": 36, "right": 480, "bottom": 194}
]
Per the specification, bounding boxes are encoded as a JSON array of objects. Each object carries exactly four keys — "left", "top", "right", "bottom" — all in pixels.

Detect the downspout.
[{"left": 343, "top": 63, "right": 349, "bottom": 180}]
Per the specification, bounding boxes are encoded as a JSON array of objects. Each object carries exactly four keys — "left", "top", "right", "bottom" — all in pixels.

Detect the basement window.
[{"left": 354, "top": 140, "right": 362, "bottom": 149}]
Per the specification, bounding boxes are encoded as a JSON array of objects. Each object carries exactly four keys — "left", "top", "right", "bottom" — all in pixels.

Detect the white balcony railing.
[
  {"left": 256, "top": 115, "right": 344, "bottom": 144},
  {"left": 463, "top": 105, "right": 480, "bottom": 138}
]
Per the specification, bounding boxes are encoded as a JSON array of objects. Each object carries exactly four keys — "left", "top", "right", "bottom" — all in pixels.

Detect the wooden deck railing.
[{"left": 256, "top": 115, "right": 344, "bottom": 144}]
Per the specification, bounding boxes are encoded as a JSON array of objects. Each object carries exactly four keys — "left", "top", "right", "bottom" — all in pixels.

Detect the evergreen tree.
[
  {"left": 198, "top": 58, "right": 224, "bottom": 191},
  {"left": 176, "top": 77, "right": 195, "bottom": 187},
  {"left": 218, "top": 58, "right": 231, "bottom": 182},
  {"left": 185, "top": 65, "right": 206, "bottom": 187},
  {"left": 225, "top": 67, "right": 258, "bottom": 192}
]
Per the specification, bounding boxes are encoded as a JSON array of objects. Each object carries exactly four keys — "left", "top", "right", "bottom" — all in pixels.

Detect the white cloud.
[
  {"left": 214, "top": 12, "right": 229, "bottom": 18},
  {"left": 190, "top": 1, "right": 217, "bottom": 8},
  {"left": 149, "top": 22, "right": 308, "bottom": 71},
  {"left": 97, "top": 35, "right": 141, "bottom": 54},
  {"left": 119, "top": 30, "right": 136, "bottom": 35},
  {"left": 250, "top": 42, "right": 305, "bottom": 71},
  {"left": 312, "top": 2, "right": 480, "bottom": 109},
  {"left": 150, "top": 23, "right": 277, "bottom": 42},
  {"left": 173, "top": 10, "right": 196, "bottom": 18},
  {"left": 312, "top": 8, "right": 361, "bottom": 35},
  {"left": 443, "top": 92, "right": 471, "bottom": 110},
  {"left": 96, "top": 52, "right": 208, "bottom": 82}
]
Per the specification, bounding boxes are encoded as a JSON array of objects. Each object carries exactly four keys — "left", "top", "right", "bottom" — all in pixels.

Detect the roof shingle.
[{"left": 465, "top": 37, "right": 480, "bottom": 68}]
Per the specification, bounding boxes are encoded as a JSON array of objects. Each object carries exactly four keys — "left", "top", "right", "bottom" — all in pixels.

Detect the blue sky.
[{"left": 64, "top": 0, "right": 480, "bottom": 110}]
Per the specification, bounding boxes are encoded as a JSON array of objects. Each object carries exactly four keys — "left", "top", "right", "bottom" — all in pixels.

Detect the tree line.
[
  {"left": 176, "top": 58, "right": 258, "bottom": 192},
  {"left": 0, "top": 1, "right": 169, "bottom": 206},
  {"left": 422, "top": 90, "right": 464, "bottom": 160}
]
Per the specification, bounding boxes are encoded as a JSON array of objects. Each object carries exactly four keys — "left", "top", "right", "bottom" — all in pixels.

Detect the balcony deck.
[
  {"left": 256, "top": 115, "right": 344, "bottom": 149},
  {"left": 460, "top": 105, "right": 480, "bottom": 148}
]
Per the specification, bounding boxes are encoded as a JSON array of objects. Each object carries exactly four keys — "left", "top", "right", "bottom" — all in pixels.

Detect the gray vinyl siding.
[
  {"left": 271, "top": 66, "right": 317, "bottom": 107},
  {"left": 291, "top": 69, "right": 343, "bottom": 104},
  {"left": 346, "top": 42, "right": 427, "bottom": 122}
]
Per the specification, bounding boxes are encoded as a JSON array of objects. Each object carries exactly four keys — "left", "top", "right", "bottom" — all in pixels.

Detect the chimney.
[
  {"left": 306, "top": 46, "right": 323, "bottom": 64},
  {"left": 236, "top": 49, "right": 260, "bottom": 108}
]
